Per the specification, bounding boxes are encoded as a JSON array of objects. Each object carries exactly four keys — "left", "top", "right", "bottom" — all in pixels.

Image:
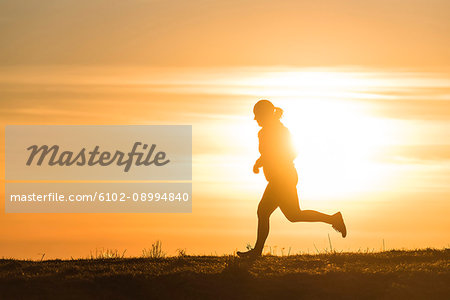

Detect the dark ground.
[{"left": 0, "top": 249, "right": 449, "bottom": 299}]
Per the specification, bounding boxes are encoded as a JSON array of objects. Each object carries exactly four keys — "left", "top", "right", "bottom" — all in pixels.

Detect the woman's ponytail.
[{"left": 274, "top": 107, "right": 284, "bottom": 120}]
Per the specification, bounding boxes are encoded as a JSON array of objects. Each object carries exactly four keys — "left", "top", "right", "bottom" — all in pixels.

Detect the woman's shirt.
[{"left": 258, "top": 120, "right": 298, "bottom": 182}]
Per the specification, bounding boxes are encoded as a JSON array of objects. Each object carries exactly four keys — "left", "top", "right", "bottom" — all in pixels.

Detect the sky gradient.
[{"left": 1, "top": 1, "right": 449, "bottom": 259}]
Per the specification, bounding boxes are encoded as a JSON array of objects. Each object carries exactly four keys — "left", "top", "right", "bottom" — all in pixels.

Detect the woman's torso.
[{"left": 259, "top": 121, "right": 298, "bottom": 184}]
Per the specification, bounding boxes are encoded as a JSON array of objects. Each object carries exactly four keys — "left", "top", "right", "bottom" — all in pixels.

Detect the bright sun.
[{"left": 251, "top": 71, "right": 393, "bottom": 201}]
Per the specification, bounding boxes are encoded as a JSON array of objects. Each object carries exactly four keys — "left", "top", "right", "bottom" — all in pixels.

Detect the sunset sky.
[{"left": 1, "top": 1, "right": 449, "bottom": 259}]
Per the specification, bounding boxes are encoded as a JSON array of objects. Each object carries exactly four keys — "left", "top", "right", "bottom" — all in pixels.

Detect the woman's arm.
[
  {"left": 253, "top": 156, "right": 263, "bottom": 174},
  {"left": 254, "top": 130, "right": 266, "bottom": 174}
]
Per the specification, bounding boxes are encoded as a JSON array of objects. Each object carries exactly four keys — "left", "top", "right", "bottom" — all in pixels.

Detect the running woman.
[{"left": 237, "top": 100, "right": 347, "bottom": 258}]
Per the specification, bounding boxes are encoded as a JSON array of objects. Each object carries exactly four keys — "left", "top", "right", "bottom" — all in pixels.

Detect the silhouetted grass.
[
  {"left": 0, "top": 249, "right": 448, "bottom": 299},
  {"left": 142, "top": 240, "right": 166, "bottom": 259}
]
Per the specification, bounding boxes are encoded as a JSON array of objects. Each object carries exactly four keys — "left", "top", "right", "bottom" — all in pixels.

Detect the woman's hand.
[{"left": 253, "top": 157, "right": 263, "bottom": 174}]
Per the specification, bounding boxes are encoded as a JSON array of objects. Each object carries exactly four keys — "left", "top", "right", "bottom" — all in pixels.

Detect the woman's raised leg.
[{"left": 278, "top": 185, "right": 347, "bottom": 237}]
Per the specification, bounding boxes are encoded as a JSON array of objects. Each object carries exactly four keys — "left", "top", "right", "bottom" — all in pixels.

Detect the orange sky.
[
  {"left": 1, "top": 1, "right": 449, "bottom": 259},
  {"left": 1, "top": 0, "right": 449, "bottom": 68}
]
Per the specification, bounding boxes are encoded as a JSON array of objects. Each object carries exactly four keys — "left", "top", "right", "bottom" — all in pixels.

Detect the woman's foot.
[
  {"left": 237, "top": 248, "right": 262, "bottom": 258},
  {"left": 332, "top": 212, "right": 347, "bottom": 238}
]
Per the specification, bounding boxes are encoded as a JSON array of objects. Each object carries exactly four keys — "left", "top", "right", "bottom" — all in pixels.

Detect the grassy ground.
[{"left": 0, "top": 249, "right": 448, "bottom": 299}]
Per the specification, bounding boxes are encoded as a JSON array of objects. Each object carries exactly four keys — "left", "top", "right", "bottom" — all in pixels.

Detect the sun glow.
[{"left": 250, "top": 71, "right": 395, "bottom": 202}]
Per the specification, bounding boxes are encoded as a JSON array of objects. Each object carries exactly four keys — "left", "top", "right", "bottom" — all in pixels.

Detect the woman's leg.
[
  {"left": 278, "top": 185, "right": 334, "bottom": 224},
  {"left": 253, "top": 187, "right": 278, "bottom": 253},
  {"left": 237, "top": 183, "right": 278, "bottom": 257},
  {"left": 279, "top": 188, "right": 347, "bottom": 237}
]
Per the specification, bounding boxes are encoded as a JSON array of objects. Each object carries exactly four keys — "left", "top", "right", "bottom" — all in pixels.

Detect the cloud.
[
  {"left": 360, "top": 99, "right": 450, "bottom": 121},
  {"left": 376, "top": 144, "right": 450, "bottom": 164}
]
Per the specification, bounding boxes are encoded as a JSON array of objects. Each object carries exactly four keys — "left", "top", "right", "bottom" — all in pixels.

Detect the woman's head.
[{"left": 253, "top": 99, "right": 283, "bottom": 127}]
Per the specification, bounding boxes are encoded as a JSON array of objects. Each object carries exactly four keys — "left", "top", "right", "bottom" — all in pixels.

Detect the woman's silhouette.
[{"left": 237, "top": 100, "right": 347, "bottom": 258}]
